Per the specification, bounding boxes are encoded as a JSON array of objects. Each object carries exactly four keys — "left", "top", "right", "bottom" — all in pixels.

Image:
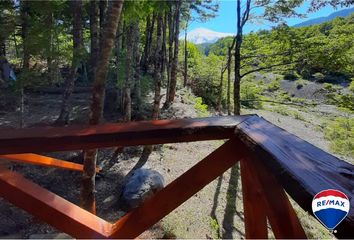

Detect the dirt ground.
[{"left": 0, "top": 89, "right": 342, "bottom": 239}]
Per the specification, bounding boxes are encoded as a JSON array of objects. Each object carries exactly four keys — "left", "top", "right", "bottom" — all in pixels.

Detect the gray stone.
[
  {"left": 121, "top": 168, "right": 164, "bottom": 210},
  {"left": 28, "top": 233, "right": 72, "bottom": 239}
]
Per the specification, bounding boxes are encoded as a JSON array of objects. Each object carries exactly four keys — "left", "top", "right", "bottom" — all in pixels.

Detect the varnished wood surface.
[
  {"left": 110, "top": 139, "right": 243, "bottom": 239},
  {"left": 0, "top": 115, "right": 252, "bottom": 154},
  {"left": 236, "top": 116, "right": 354, "bottom": 238},
  {"left": 0, "top": 167, "right": 110, "bottom": 238},
  {"left": 0, "top": 154, "right": 99, "bottom": 172}
]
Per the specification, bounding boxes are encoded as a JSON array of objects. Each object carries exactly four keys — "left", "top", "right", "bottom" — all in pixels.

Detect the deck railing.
[{"left": 0, "top": 115, "right": 353, "bottom": 238}]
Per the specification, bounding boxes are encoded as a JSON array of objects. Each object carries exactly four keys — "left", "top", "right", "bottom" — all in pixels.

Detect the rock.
[
  {"left": 28, "top": 233, "right": 72, "bottom": 239},
  {"left": 121, "top": 168, "right": 164, "bottom": 211}
]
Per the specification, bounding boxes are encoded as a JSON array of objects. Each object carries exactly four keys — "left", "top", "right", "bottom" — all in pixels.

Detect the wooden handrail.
[
  {"left": 0, "top": 115, "right": 352, "bottom": 238},
  {"left": 235, "top": 116, "right": 354, "bottom": 238},
  {"left": 0, "top": 115, "right": 252, "bottom": 154}
]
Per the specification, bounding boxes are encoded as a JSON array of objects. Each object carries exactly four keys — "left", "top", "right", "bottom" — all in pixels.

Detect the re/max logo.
[{"left": 316, "top": 199, "right": 345, "bottom": 207}]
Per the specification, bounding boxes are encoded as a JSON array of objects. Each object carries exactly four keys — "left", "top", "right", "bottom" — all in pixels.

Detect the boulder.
[{"left": 121, "top": 168, "right": 164, "bottom": 211}]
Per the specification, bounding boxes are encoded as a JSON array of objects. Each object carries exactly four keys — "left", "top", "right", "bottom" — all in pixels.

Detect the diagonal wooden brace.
[
  {"left": 0, "top": 153, "right": 99, "bottom": 172},
  {"left": 110, "top": 139, "right": 244, "bottom": 239},
  {"left": 0, "top": 167, "right": 110, "bottom": 238}
]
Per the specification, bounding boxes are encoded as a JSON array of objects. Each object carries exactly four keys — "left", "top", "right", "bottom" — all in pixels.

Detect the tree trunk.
[
  {"left": 140, "top": 13, "right": 164, "bottom": 166},
  {"left": 227, "top": 46, "right": 232, "bottom": 115},
  {"left": 234, "top": 0, "right": 242, "bottom": 115},
  {"left": 46, "top": 10, "right": 54, "bottom": 84},
  {"left": 133, "top": 23, "right": 141, "bottom": 112},
  {"left": 57, "top": 0, "right": 83, "bottom": 125},
  {"left": 162, "top": 11, "right": 168, "bottom": 83},
  {"left": 90, "top": 0, "right": 99, "bottom": 82},
  {"left": 141, "top": 15, "right": 151, "bottom": 74},
  {"left": 21, "top": 0, "right": 29, "bottom": 70},
  {"left": 123, "top": 23, "right": 133, "bottom": 122},
  {"left": 99, "top": 0, "right": 107, "bottom": 42},
  {"left": 116, "top": 19, "right": 123, "bottom": 111},
  {"left": 217, "top": 67, "right": 224, "bottom": 113},
  {"left": 166, "top": 0, "right": 181, "bottom": 105},
  {"left": 183, "top": 18, "right": 189, "bottom": 88},
  {"left": 81, "top": 0, "right": 124, "bottom": 213},
  {"left": 166, "top": 5, "right": 174, "bottom": 102}
]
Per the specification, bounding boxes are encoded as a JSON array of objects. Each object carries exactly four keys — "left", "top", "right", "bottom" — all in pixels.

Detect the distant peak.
[{"left": 183, "top": 28, "right": 234, "bottom": 44}]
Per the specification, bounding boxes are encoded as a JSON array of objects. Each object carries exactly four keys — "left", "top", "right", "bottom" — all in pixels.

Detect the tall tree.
[
  {"left": 181, "top": 0, "right": 218, "bottom": 88},
  {"left": 139, "top": 12, "right": 164, "bottom": 166},
  {"left": 56, "top": 0, "right": 83, "bottom": 125},
  {"left": 233, "top": 0, "right": 303, "bottom": 115},
  {"left": 166, "top": 0, "right": 181, "bottom": 105},
  {"left": 123, "top": 22, "right": 133, "bottom": 122},
  {"left": 81, "top": 0, "right": 124, "bottom": 213},
  {"left": 20, "top": 0, "right": 30, "bottom": 70},
  {"left": 89, "top": 0, "right": 99, "bottom": 82}
]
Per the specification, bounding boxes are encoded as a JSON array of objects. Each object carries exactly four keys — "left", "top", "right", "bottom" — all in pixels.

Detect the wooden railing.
[{"left": 0, "top": 115, "right": 353, "bottom": 239}]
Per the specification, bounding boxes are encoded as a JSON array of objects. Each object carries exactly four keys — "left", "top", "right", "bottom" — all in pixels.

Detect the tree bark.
[
  {"left": 234, "top": 0, "right": 242, "bottom": 115},
  {"left": 133, "top": 23, "right": 141, "bottom": 112},
  {"left": 81, "top": 0, "right": 124, "bottom": 213},
  {"left": 123, "top": 23, "right": 133, "bottom": 122},
  {"left": 20, "top": 0, "right": 29, "bottom": 70},
  {"left": 140, "top": 13, "right": 164, "bottom": 166},
  {"left": 57, "top": 0, "right": 83, "bottom": 125},
  {"left": 166, "top": 5, "right": 174, "bottom": 102},
  {"left": 89, "top": 0, "right": 99, "bottom": 82},
  {"left": 99, "top": 0, "right": 107, "bottom": 42},
  {"left": 227, "top": 46, "right": 232, "bottom": 115},
  {"left": 116, "top": 19, "right": 123, "bottom": 110},
  {"left": 166, "top": 0, "right": 181, "bottom": 105},
  {"left": 217, "top": 67, "right": 225, "bottom": 113},
  {"left": 183, "top": 18, "right": 189, "bottom": 88},
  {"left": 46, "top": 10, "right": 54, "bottom": 84},
  {"left": 141, "top": 15, "right": 151, "bottom": 74}
]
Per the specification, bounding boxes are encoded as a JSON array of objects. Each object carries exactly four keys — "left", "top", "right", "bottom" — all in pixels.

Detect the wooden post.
[
  {"left": 240, "top": 157, "right": 268, "bottom": 239},
  {"left": 245, "top": 154, "right": 307, "bottom": 239}
]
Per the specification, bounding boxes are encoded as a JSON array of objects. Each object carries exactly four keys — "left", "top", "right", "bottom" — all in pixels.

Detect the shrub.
[
  {"left": 267, "top": 79, "right": 280, "bottom": 92},
  {"left": 240, "top": 81, "right": 263, "bottom": 109},
  {"left": 324, "top": 117, "right": 354, "bottom": 157},
  {"left": 194, "top": 97, "right": 209, "bottom": 117},
  {"left": 284, "top": 72, "right": 298, "bottom": 81},
  {"left": 312, "top": 72, "right": 325, "bottom": 82}
]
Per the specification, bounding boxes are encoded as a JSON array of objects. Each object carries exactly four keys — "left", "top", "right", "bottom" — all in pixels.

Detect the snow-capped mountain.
[{"left": 183, "top": 27, "right": 234, "bottom": 44}]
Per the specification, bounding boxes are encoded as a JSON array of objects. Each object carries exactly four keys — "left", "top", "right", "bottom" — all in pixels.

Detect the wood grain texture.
[
  {"left": 236, "top": 116, "right": 354, "bottom": 238},
  {"left": 110, "top": 139, "right": 244, "bottom": 239},
  {"left": 0, "top": 154, "right": 99, "bottom": 172},
  {"left": 244, "top": 154, "right": 306, "bottom": 238},
  {"left": 240, "top": 157, "right": 268, "bottom": 239},
  {"left": 0, "top": 167, "right": 110, "bottom": 238},
  {"left": 0, "top": 115, "right": 252, "bottom": 154}
]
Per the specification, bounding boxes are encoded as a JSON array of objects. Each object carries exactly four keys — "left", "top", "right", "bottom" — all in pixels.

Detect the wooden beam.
[
  {"left": 244, "top": 154, "right": 306, "bottom": 238},
  {"left": 0, "top": 167, "right": 111, "bottom": 238},
  {"left": 109, "top": 139, "right": 244, "bottom": 239},
  {"left": 240, "top": 157, "right": 268, "bottom": 239},
  {"left": 0, "top": 154, "right": 99, "bottom": 172},
  {"left": 0, "top": 115, "right": 252, "bottom": 154},
  {"left": 236, "top": 116, "right": 354, "bottom": 238}
]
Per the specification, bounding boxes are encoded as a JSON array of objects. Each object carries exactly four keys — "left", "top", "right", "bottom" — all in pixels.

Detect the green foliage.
[
  {"left": 190, "top": 53, "right": 223, "bottom": 107},
  {"left": 209, "top": 218, "right": 220, "bottom": 239},
  {"left": 240, "top": 81, "right": 263, "bottom": 109},
  {"left": 271, "top": 106, "right": 306, "bottom": 121},
  {"left": 324, "top": 117, "right": 354, "bottom": 157},
  {"left": 284, "top": 72, "right": 299, "bottom": 81},
  {"left": 267, "top": 79, "right": 281, "bottom": 92},
  {"left": 325, "top": 82, "right": 354, "bottom": 112},
  {"left": 194, "top": 97, "right": 209, "bottom": 117}
]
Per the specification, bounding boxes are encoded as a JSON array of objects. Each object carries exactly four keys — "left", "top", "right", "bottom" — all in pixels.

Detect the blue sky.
[{"left": 188, "top": 0, "right": 352, "bottom": 34}]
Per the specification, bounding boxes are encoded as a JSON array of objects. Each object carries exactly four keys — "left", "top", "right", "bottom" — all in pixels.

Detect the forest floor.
[{"left": 0, "top": 82, "right": 351, "bottom": 238}]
